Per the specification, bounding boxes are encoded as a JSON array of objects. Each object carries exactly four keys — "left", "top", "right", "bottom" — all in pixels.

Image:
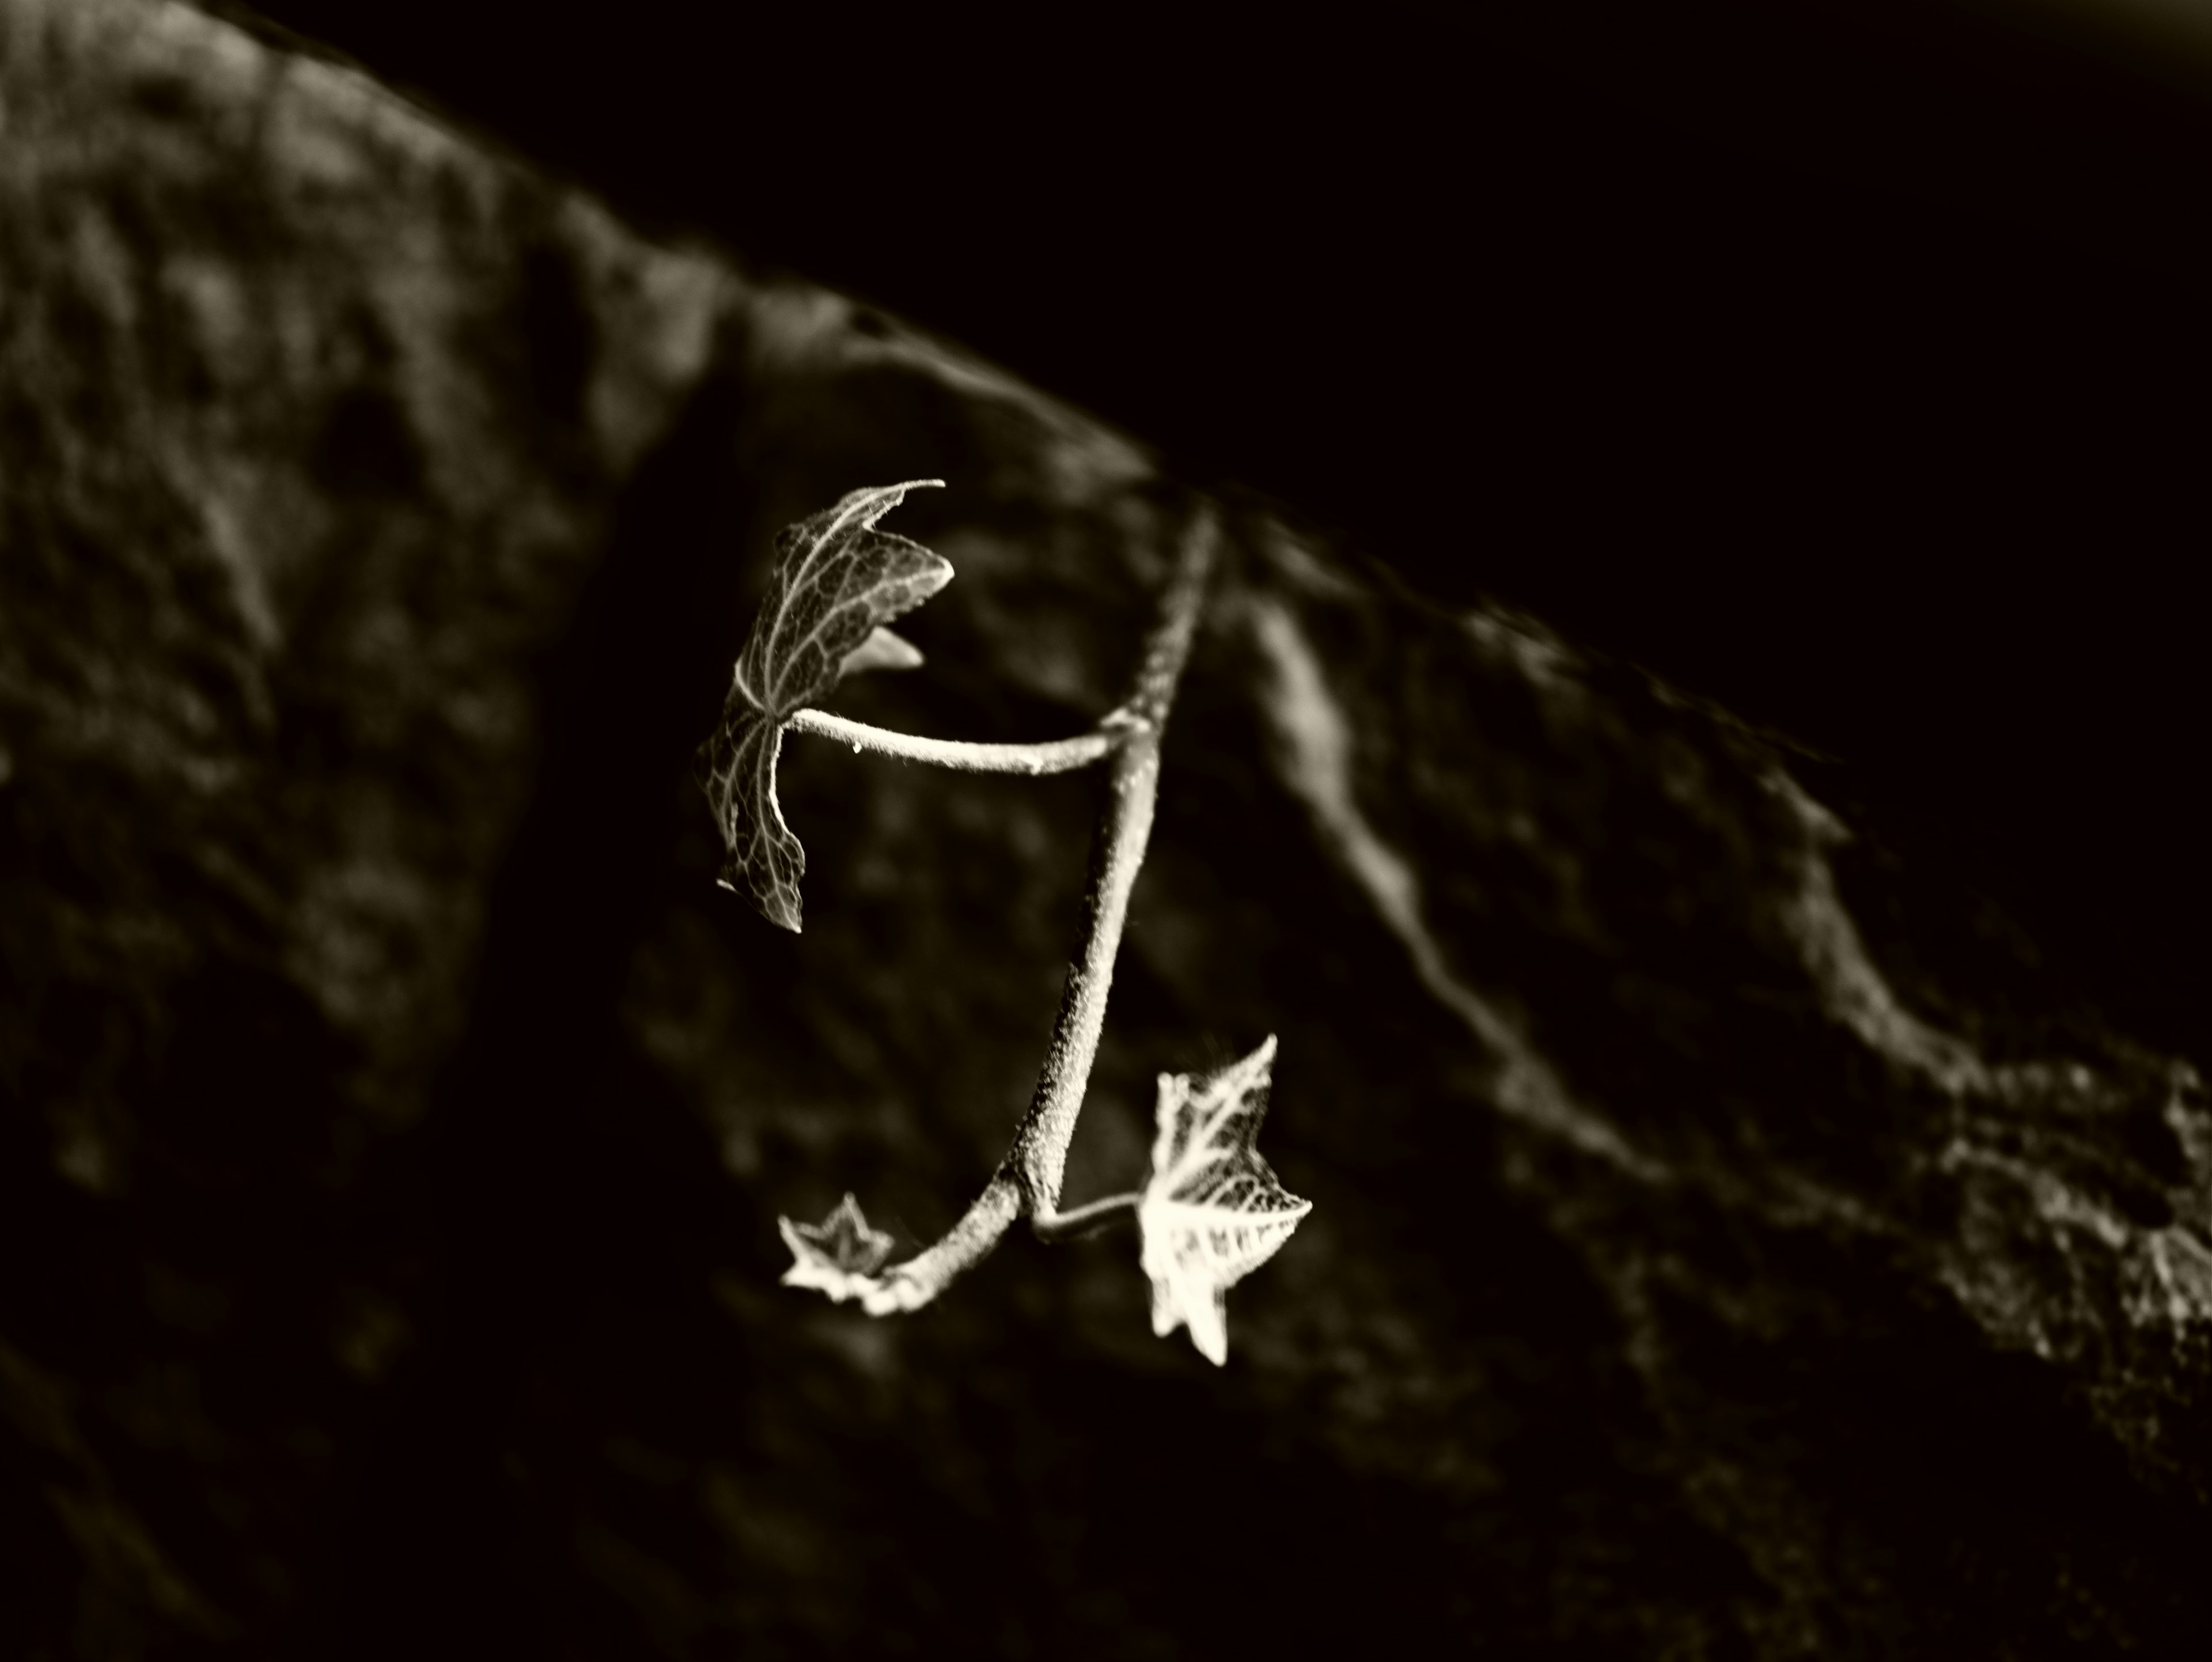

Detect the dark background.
[
  {"left": 10, "top": 6, "right": 2207, "bottom": 1653},
  {"left": 215, "top": 0, "right": 2210, "bottom": 1052}
]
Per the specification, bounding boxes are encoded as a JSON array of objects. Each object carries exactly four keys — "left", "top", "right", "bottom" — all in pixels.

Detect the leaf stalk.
[
  {"left": 1029, "top": 1190, "right": 1142, "bottom": 1243},
  {"left": 786, "top": 707, "right": 1119, "bottom": 775}
]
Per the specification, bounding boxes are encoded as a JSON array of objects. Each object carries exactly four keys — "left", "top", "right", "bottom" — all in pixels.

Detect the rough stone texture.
[{"left": 5, "top": 1, "right": 2212, "bottom": 1657}]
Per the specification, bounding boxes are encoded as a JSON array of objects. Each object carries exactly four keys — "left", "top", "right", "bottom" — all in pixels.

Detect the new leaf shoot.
[{"left": 779, "top": 1192, "right": 896, "bottom": 1304}]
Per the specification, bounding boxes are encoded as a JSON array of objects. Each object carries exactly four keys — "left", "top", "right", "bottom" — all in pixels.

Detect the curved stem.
[
  {"left": 861, "top": 1175, "right": 1020, "bottom": 1314},
  {"left": 786, "top": 707, "right": 1116, "bottom": 775},
  {"left": 854, "top": 501, "right": 1221, "bottom": 1315},
  {"left": 1002, "top": 729, "right": 1158, "bottom": 1205}
]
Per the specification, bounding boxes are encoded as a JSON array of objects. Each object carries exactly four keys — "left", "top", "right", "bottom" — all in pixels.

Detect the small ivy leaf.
[
  {"left": 779, "top": 1192, "right": 896, "bottom": 1304},
  {"left": 838, "top": 625, "right": 926, "bottom": 679},
  {"left": 1138, "top": 1035, "right": 1312, "bottom": 1366},
  {"left": 696, "top": 480, "right": 950, "bottom": 931}
]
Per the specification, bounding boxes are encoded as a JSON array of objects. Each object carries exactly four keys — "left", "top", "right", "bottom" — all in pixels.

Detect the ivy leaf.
[
  {"left": 779, "top": 1192, "right": 896, "bottom": 1304},
  {"left": 1138, "top": 1035, "right": 1312, "bottom": 1365},
  {"left": 696, "top": 480, "right": 951, "bottom": 931}
]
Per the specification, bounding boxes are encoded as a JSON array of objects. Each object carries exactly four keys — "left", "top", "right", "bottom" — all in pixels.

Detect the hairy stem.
[
  {"left": 860, "top": 1175, "right": 1020, "bottom": 1315},
  {"left": 862, "top": 501, "right": 1220, "bottom": 1313},
  {"left": 1004, "top": 731, "right": 1158, "bottom": 1204},
  {"left": 786, "top": 707, "right": 1117, "bottom": 775}
]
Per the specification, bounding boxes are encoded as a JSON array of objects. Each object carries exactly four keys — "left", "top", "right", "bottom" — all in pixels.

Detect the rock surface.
[{"left": 4, "top": 1, "right": 2211, "bottom": 1656}]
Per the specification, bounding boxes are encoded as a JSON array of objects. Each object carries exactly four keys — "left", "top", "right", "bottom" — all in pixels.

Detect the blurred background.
[
  {"left": 217, "top": 0, "right": 2212, "bottom": 1057},
  {"left": 10, "top": 5, "right": 2212, "bottom": 1653}
]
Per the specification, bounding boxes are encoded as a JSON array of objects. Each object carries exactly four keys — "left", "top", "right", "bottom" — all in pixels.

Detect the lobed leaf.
[
  {"left": 1138, "top": 1035, "right": 1312, "bottom": 1365},
  {"left": 696, "top": 480, "right": 950, "bottom": 930},
  {"left": 779, "top": 1192, "right": 896, "bottom": 1304}
]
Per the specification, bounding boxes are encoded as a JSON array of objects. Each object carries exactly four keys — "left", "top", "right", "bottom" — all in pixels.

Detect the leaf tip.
[
  {"left": 717, "top": 857, "right": 804, "bottom": 932},
  {"left": 838, "top": 625, "right": 927, "bottom": 680}
]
